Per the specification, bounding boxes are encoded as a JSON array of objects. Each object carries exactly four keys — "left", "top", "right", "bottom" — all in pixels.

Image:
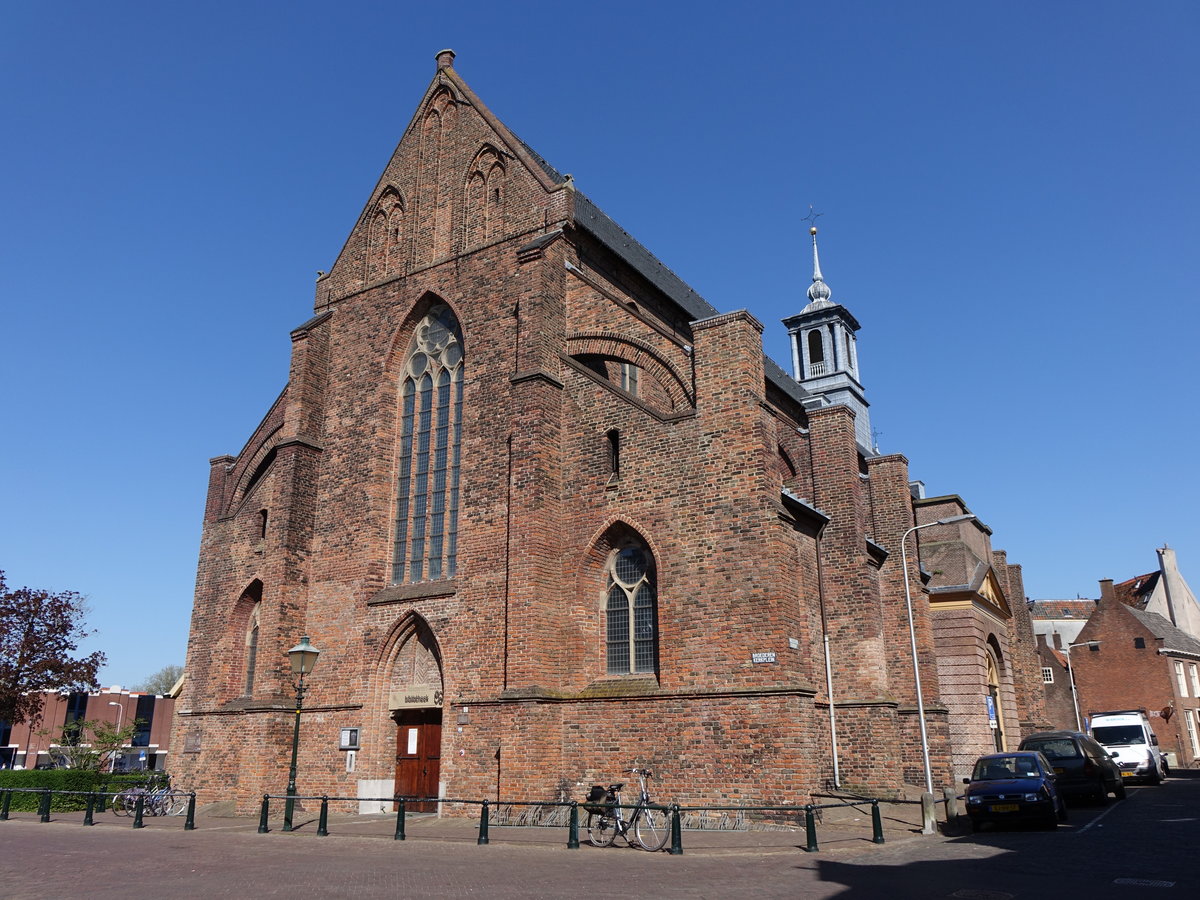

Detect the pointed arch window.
[
  {"left": 605, "top": 542, "right": 658, "bottom": 675},
  {"left": 393, "top": 303, "right": 464, "bottom": 583},
  {"left": 244, "top": 605, "right": 260, "bottom": 696}
]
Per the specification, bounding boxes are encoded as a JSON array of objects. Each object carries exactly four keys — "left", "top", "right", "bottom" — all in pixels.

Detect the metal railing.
[
  {"left": 256, "top": 793, "right": 889, "bottom": 855},
  {"left": 0, "top": 787, "right": 197, "bottom": 830}
]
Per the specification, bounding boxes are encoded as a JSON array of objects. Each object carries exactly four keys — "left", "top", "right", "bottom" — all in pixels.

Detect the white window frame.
[
  {"left": 1174, "top": 660, "right": 1188, "bottom": 697},
  {"left": 1041, "top": 667, "right": 1054, "bottom": 684},
  {"left": 1185, "top": 709, "right": 1200, "bottom": 760},
  {"left": 1190, "top": 663, "right": 1200, "bottom": 697}
]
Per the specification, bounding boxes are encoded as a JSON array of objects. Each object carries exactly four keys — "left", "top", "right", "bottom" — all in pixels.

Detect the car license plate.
[
  {"left": 1053, "top": 768, "right": 1064, "bottom": 774},
  {"left": 1120, "top": 771, "right": 1134, "bottom": 778},
  {"left": 990, "top": 803, "right": 1019, "bottom": 813}
]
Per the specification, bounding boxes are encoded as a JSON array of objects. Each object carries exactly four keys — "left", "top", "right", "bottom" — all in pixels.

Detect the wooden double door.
[{"left": 394, "top": 708, "right": 442, "bottom": 812}]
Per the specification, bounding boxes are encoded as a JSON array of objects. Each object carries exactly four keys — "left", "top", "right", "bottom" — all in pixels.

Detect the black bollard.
[
  {"left": 669, "top": 805, "right": 684, "bottom": 856},
  {"left": 184, "top": 792, "right": 196, "bottom": 831},
  {"left": 258, "top": 795, "right": 270, "bottom": 834},
  {"left": 804, "top": 805, "right": 818, "bottom": 852},
  {"left": 477, "top": 798, "right": 490, "bottom": 845},
  {"left": 566, "top": 801, "right": 579, "bottom": 849},
  {"left": 133, "top": 792, "right": 145, "bottom": 828},
  {"left": 394, "top": 799, "right": 406, "bottom": 841},
  {"left": 97, "top": 789, "right": 107, "bottom": 813},
  {"left": 39, "top": 789, "right": 52, "bottom": 823},
  {"left": 0, "top": 789, "right": 11, "bottom": 821},
  {"left": 83, "top": 793, "right": 95, "bottom": 826},
  {"left": 317, "top": 796, "right": 329, "bottom": 836},
  {"left": 871, "top": 800, "right": 885, "bottom": 844}
]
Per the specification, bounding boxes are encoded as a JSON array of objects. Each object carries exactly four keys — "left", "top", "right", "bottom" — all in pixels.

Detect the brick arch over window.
[
  {"left": 378, "top": 613, "right": 444, "bottom": 700},
  {"left": 387, "top": 299, "right": 465, "bottom": 583},
  {"left": 220, "top": 579, "right": 263, "bottom": 702},
  {"left": 463, "top": 145, "right": 507, "bottom": 248},
  {"left": 565, "top": 334, "right": 693, "bottom": 411},
  {"left": 579, "top": 520, "right": 661, "bottom": 678},
  {"left": 367, "top": 186, "right": 405, "bottom": 283},
  {"left": 233, "top": 426, "right": 282, "bottom": 506}
]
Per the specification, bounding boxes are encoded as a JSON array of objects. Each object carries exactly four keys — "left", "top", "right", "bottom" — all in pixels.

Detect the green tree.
[
  {"left": 0, "top": 569, "right": 106, "bottom": 727},
  {"left": 133, "top": 664, "right": 183, "bottom": 695},
  {"left": 42, "top": 717, "right": 140, "bottom": 771}
]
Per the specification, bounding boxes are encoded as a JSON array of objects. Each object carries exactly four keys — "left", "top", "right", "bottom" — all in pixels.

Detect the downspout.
[{"left": 816, "top": 523, "right": 840, "bottom": 788}]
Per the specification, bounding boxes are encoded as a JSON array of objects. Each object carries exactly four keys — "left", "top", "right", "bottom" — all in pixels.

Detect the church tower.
[{"left": 783, "top": 227, "right": 873, "bottom": 452}]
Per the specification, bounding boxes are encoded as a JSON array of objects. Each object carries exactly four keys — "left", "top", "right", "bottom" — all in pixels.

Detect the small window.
[
  {"left": 1088, "top": 643, "right": 1099, "bottom": 652},
  {"left": 1041, "top": 667, "right": 1054, "bottom": 684},
  {"left": 1134, "top": 637, "right": 1145, "bottom": 649},
  {"left": 606, "top": 430, "right": 620, "bottom": 478},
  {"left": 258, "top": 509, "right": 268, "bottom": 539},
  {"left": 618, "top": 362, "right": 639, "bottom": 396}
]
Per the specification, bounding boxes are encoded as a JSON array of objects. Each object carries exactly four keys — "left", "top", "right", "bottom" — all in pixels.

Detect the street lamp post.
[
  {"left": 107, "top": 701, "right": 124, "bottom": 773},
  {"left": 901, "top": 513, "right": 977, "bottom": 803},
  {"left": 283, "top": 636, "right": 321, "bottom": 833},
  {"left": 1065, "top": 640, "right": 1100, "bottom": 731}
]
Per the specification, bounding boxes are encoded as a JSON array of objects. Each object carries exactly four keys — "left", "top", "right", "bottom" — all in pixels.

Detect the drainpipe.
[{"left": 815, "top": 526, "right": 840, "bottom": 788}]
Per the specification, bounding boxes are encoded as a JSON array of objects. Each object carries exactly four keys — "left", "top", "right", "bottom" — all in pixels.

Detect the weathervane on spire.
[{"left": 802, "top": 206, "right": 831, "bottom": 305}]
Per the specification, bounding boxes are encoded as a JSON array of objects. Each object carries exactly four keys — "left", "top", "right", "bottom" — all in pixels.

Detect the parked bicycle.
[
  {"left": 583, "top": 768, "right": 670, "bottom": 851},
  {"left": 112, "top": 776, "right": 188, "bottom": 817}
]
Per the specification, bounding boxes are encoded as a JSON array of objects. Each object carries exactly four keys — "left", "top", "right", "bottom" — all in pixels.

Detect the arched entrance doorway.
[
  {"left": 986, "top": 643, "right": 1006, "bottom": 753},
  {"left": 385, "top": 617, "right": 444, "bottom": 812}
]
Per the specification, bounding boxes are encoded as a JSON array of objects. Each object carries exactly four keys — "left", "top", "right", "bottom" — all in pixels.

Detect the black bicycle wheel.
[
  {"left": 635, "top": 805, "right": 670, "bottom": 851},
  {"left": 586, "top": 811, "right": 617, "bottom": 847}
]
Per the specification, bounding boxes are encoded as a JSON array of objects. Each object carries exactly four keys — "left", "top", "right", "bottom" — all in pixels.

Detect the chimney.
[{"left": 1099, "top": 579, "right": 1115, "bottom": 604}]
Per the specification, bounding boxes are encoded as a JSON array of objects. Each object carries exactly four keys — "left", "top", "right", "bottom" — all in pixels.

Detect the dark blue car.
[{"left": 963, "top": 750, "right": 1067, "bottom": 832}]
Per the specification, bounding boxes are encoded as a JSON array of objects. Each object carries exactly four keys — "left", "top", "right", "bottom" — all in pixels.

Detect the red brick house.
[
  {"left": 1073, "top": 561, "right": 1200, "bottom": 767},
  {"left": 171, "top": 51, "right": 1046, "bottom": 811}
]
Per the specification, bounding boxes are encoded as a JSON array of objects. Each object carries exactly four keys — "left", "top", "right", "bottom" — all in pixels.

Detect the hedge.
[{"left": 0, "top": 771, "right": 164, "bottom": 812}]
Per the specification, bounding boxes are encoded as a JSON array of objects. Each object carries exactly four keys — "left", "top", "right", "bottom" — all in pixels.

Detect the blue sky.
[{"left": 2, "top": 2, "right": 1196, "bottom": 687}]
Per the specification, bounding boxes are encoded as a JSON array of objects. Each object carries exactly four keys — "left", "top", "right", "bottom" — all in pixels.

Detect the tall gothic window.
[
  {"left": 605, "top": 542, "right": 658, "bottom": 675},
  {"left": 393, "top": 303, "right": 464, "bottom": 583}
]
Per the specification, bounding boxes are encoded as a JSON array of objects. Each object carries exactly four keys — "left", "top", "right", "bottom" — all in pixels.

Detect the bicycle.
[
  {"left": 583, "top": 768, "right": 670, "bottom": 851},
  {"left": 113, "top": 776, "right": 189, "bottom": 817}
]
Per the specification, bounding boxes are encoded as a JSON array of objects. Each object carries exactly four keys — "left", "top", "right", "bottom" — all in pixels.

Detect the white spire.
[{"left": 805, "top": 226, "right": 833, "bottom": 308}]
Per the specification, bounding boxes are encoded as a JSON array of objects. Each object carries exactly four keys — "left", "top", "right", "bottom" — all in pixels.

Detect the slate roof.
[{"left": 1127, "top": 607, "right": 1200, "bottom": 656}]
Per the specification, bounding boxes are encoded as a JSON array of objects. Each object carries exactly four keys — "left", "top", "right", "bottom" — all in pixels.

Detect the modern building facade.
[
  {"left": 171, "top": 51, "right": 1047, "bottom": 811},
  {"left": 1, "top": 688, "right": 175, "bottom": 771}
]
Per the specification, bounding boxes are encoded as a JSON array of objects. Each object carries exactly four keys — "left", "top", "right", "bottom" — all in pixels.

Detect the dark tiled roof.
[
  {"left": 571, "top": 190, "right": 810, "bottom": 410},
  {"left": 1114, "top": 571, "right": 1160, "bottom": 608},
  {"left": 1029, "top": 599, "right": 1097, "bottom": 620},
  {"left": 1127, "top": 607, "right": 1200, "bottom": 655}
]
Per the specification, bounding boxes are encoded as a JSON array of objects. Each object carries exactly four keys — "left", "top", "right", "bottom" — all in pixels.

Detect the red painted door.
[{"left": 394, "top": 709, "right": 442, "bottom": 812}]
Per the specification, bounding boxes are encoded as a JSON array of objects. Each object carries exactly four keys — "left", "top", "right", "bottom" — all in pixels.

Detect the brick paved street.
[{"left": 0, "top": 804, "right": 932, "bottom": 899}]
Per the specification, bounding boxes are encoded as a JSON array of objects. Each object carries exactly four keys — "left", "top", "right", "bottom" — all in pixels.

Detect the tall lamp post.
[
  {"left": 283, "top": 636, "right": 321, "bottom": 833},
  {"left": 901, "top": 513, "right": 977, "bottom": 801},
  {"left": 1065, "top": 640, "right": 1100, "bottom": 731},
  {"left": 107, "top": 701, "right": 124, "bottom": 773}
]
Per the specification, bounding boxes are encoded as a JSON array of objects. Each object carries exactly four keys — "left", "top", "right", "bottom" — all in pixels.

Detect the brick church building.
[{"left": 172, "top": 51, "right": 1046, "bottom": 811}]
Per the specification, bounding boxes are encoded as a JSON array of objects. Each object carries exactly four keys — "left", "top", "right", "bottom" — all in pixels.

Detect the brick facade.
[{"left": 171, "top": 52, "right": 1045, "bottom": 812}]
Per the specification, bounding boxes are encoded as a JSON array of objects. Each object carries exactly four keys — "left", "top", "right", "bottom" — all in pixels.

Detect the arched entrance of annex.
[
  {"left": 382, "top": 615, "right": 444, "bottom": 812},
  {"left": 985, "top": 638, "right": 1006, "bottom": 753}
]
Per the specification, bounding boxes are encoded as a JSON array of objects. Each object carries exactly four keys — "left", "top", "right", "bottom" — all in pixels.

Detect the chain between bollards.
[
  {"left": 566, "top": 801, "right": 579, "bottom": 849},
  {"left": 184, "top": 792, "right": 197, "bottom": 830},
  {"left": 394, "top": 799, "right": 406, "bottom": 840},
  {"left": 133, "top": 792, "right": 145, "bottom": 828},
  {"left": 669, "top": 804, "right": 683, "bottom": 855},
  {"left": 803, "top": 805, "right": 818, "bottom": 852},
  {"left": 317, "top": 796, "right": 329, "bottom": 836},
  {"left": 477, "top": 798, "right": 490, "bottom": 845},
  {"left": 258, "top": 795, "right": 270, "bottom": 834},
  {"left": 871, "top": 799, "right": 885, "bottom": 844}
]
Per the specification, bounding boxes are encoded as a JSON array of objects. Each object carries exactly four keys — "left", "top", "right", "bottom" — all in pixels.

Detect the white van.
[{"left": 1088, "top": 710, "right": 1166, "bottom": 785}]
